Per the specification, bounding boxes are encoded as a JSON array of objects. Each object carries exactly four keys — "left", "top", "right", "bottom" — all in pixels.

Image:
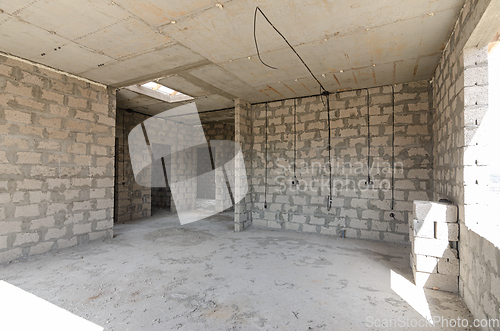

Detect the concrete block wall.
[
  {"left": 163, "top": 121, "right": 198, "bottom": 214},
  {"left": 234, "top": 99, "right": 253, "bottom": 231},
  {"left": 202, "top": 120, "right": 235, "bottom": 212},
  {"left": 199, "top": 120, "right": 235, "bottom": 202},
  {"left": 214, "top": 140, "right": 237, "bottom": 212},
  {"left": 460, "top": 46, "right": 500, "bottom": 327},
  {"left": 196, "top": 146, "right": 215, "bottom": 199},
  {"left": 203, "top": 120, "right": 235, "bottom": 142},
  {"left": 432, "top": 0, "right": 500, "bottom": 326},
  {"left": 115, "top": 109, "right": 236, "bottom": 221},
  {"left": 459, "top": 46, "right": 500, "bottom": 325},
  {"left": 0, "top": 53, "right": 115, "bottom": 263},
  {"left": 115, "top": 108, "right": 151, "bottom": 223},
  {"left": 118, "top": 108, "right": 199, "bottom": 218},
  {"left": 149, "top": 146, "right": 169, "bottom": 213},
  {"left": 250, "top": 82, "right": 433, "bottom": 242},
  {"left": 150, "top": 144, "right": 170, "bottom": 213},
  {"left": 151, "top": 185, "right": 171, "bottom": 212},
  {"left": 432, "top": 23, "right": 466, "bottom": 210}
]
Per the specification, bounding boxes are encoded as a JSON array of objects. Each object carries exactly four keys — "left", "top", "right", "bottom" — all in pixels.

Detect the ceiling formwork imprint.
[{"left": 0, "top": 0, "right": 465, "bottom": 114}]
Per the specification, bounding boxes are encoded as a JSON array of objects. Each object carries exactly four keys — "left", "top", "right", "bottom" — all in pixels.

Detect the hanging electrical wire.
[
  {"left": 292, "top": 99, "right": 298, "bottom": 186},
  {"left": 390, "top": 85, "right": 396, "bottom": 219},
  {"left": 319, "top": 86, "right": 327, "bottom": 108},
  {"left": 326, "top": 93, "right": 332, "bottom": 211},
  {"left": 366, "top": 89, "right": 373, "bottom": 185},
  {"left": 122, "top": 110, "right": 126, "bottom": 186},
  {"left": 253, "top": 5, "right": 334, "bottom": 207},
  {"left": 253, "top": 8, "right": 277, "bottom": 70},
  {"left": 264, "top": 103, "right": 269, "bottom": 209},
  {"left": 253, "top": 6, "right": 327, "bottom": 94}
]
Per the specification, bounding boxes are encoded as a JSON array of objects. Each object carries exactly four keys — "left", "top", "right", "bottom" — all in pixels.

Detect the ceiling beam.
[
  {"left": 112, "top": 59, "right": 212, "bottom": 88},
  {"left": 176, "top": 72, "right": 237, "bottom": 100}
]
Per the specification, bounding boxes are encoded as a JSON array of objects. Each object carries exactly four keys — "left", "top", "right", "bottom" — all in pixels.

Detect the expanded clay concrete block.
[
  {"left": 435, "top": 222, "right": 459, "bottom": 241},
  {"left": 410, "top": 252, "right": 417, "bottom": 278},
  {"left": 13, "top": 233, "right": 39, "bottom": 246},
  {"left": 414, "top": 254, "right": 438, "bottom": 273},
  {"left": 438, "top": 257, "right": 459, "bottom": 276},
  {"left": 415, "top": 271, "right": 458, "bottom": 293},
  {"left": 28, "top": 242, "right": 54, "bottom": 256},
  {"left": 437, "top": 247, "right": 459, "bottom": 276},
  {"left": 413, "top": 237, "right": 450, "bottom": 257},
  {"left": 382, "top": 232, "right": 406, "bottom": 243},
  {"left": 412, "top": 219, "right": 434, "bottom": 239},
  {"left": 309, "top": 216, "right": 325, "bottom": 225},
  {"left": 442, "top": 247, "right": 458, "bottom": 260},
  {"left": 0, "top": 221, "right": 22, "bottom": 236},
  {"left": 252, "top": 219, "right": 268, "bottom": 228},
  {"left": 409, "top": 222, "right": 414, "bottom": 243},
  {"left": 412, "top": 220, "right": 459, "bottom": 241},
  {"left": 413, "top": 201, "right": 457, "bottom": 223},
  {"left": 0, "top": 236, "right": 7, "bottom": 250}
]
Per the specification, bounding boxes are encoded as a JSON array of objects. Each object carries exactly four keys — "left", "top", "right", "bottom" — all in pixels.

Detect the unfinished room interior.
[{"left": 0, "top": 0, "right": 500, "bottom": 330}]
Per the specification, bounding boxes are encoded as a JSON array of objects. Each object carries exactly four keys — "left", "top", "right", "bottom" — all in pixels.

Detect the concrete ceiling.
[{"left": 0, "top": 0, "right": 465, "bottom": 114}]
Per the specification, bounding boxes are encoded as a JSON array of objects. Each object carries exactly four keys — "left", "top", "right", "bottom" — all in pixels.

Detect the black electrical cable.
[
  {"left": 326, "top": 93, "right": 332, "bottom": 211},
  {"left": 253, "top": 8, "right": 277, "bottom": 70},
  {"left": 253, "top": 6, "right": 327, "bottom": 93},
  {"left": 390, "top": 85, "right": 396, "bottom": 218},
  {"left": 319, "top": 86, "right": 327, "bottom": 107},
  {"left": 264, "top": 103, "right": 269, "bottom": 209},
  {"left": 122, "top": 110, "right": 126, "bottom": 186},
  {"left": 292, "top": 99, "right": 298, "bottom": 186},
  {"left": 252, "top": 82, "right": 412, "bottom": 107},
  {"left": 366, "top": 89, "right": 372, "bottom": 185}
]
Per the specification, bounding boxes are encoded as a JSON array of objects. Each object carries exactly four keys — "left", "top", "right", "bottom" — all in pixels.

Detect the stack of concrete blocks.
[{"left": 410, "top": 200, "right": 459, "bottom": 292}]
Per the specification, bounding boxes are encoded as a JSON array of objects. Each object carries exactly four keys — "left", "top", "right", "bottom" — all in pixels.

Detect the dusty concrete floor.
[{"left": 1, "top": 211, "right": 476, "bottom": 330}]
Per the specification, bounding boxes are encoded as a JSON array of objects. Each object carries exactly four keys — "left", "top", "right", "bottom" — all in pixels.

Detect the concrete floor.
[{"left": 1, "top": 211, "right": 476, "bottom": 330}]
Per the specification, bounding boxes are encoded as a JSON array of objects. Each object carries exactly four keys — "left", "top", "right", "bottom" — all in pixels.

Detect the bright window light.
[
  {"left": 463, "top": 35, "right": 500, "bottom": 248},
  {"left": 390, "top": 270, "right": 433, "bottom": 323},
  {"left": 140, "top": 82, "right": 194, "bottom": 101},
  {"left": 488, "top": 41, "right": 500, "bottom": 198}
]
